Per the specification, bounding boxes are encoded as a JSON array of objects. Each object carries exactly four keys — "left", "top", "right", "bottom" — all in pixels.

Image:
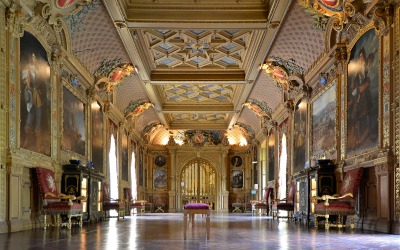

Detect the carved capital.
[
  {"left": 6, "top": 3, "right": 24, "bottom": 38},
  {"left": 373, "top": 5, "right": 393, "bottom": 36},
  {"left": 86, "top": 86, "right": 96, "bottom": 101}
]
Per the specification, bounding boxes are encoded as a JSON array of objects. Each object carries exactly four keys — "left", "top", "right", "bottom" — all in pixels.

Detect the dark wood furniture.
[
  {"left": 62, "top": 164, "right": 104, "bottom": 222},
  {"left": 293, "top": 161, "right": 336, "bottom": 223}
]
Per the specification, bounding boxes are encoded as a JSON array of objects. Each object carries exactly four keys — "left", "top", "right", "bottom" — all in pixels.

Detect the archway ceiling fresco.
[{"left": 70, "top": 0, "right": 325, "bottom": 144}]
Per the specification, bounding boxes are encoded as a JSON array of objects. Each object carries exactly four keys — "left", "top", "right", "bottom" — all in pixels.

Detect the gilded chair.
[
  {"left": 313, "top": 167, "right": 363, "bottom": 230},
  {"left": 272, "top": 182, "right": 295, "bottom": 220},
  {"left": 124, "top": 187, "right": 146, "bottom": 215},
  {"left": 102, "top": 182, "right": 125, "bottom": 220},
  {"left": 254, "top": 187, "right": 273, "bottom": 216},
  {"left": 35, "top": 167, "right": 84, "bottom": 230}
]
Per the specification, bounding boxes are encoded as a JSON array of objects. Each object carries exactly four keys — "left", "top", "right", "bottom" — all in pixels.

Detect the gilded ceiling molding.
[
  {"left": 66, "top": 0, "right": 101, "bottom": 35},
  {"left": 141, "top": 122, "right": 163, "bottom": 138},
  {"left": 243, "top": 99, "right": 272, "bottom": 118},
  {"left": 180, "top": 130, "right": 225, "bottom": 147},
  {"left": 94, "top": 60, "right": 135, "bottom": 95},
  {"left": 124, "top": 99, "right": 154, "bottom": 120},
  {"left": 304, "top": 0, "right": 367, "bottom": 32},
  {"left": 234, "top": 122, "right": 255, "bottom": 139},
  {"left": 261, "top": 57, "right": 305, "bottom": 91},
  {"left": 299, "top": 0, "right": 330, "bottom": 30},
  {"left": 37, "top": 0, "right": 92, "bottom": 27}
]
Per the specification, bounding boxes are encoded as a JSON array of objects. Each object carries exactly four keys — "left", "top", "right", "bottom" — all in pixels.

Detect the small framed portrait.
[
  {"left": 231, "top": 155, "right": 243, "bottom": 167},
  {"left": 154, "top": 155, "right": 166, "bottom": 167}
]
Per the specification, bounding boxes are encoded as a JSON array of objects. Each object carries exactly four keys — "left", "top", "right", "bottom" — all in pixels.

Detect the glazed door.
[{"left": 181, "top": 158, "right": 216, "bottom": 209}]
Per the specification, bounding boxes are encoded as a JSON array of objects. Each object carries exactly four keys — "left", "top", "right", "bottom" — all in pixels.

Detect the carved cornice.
[
  {"left": 124, "top": 99, "right": 154, "bottom": 120},
  {"left": 94, "top": 61, "right": 136, "bottom": 94},
  {"left": 243, "top": 99, "right": 272, "bottom": 118},
  {"left": 372, "top": 4, "right": 393, "bottom": 36},
  {"left": 307, "top": 0, "right": 365, "bottom": 31}
]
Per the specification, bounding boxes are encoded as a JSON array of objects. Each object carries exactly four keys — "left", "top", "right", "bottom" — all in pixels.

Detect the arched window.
[
  {"left": 130, "top": 151, "right": 137, "bottom": 200},
  {"left": 109, "top": 134, "right": 118, "bottom": 200},
  {"left": 279, "top": 133, "right": 287, "bottom": 199}
]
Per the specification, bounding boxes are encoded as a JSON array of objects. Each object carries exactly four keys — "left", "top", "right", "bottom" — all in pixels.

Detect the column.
[{"left": 168, "top": 148, "right": 177, "bottom": 212}]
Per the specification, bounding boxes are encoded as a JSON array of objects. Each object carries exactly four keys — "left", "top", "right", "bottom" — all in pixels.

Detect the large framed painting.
[
  {"left": 121, "top": 130, "right": 128, "bottom": 181},
  {"left": 153, "top": 169, "right": 167, "bottom": 189},
  {"left": 91, "top": 101, "right": 103, "bottom": 173},
  {"left": 292, "top": 99, "right": 307, "bottom": 173},
  {"left": 347, "top": 28, "right": 379, "bottom": 156},
  {"left": 20, "top": 32, "right": 51, "bottom": 155},
  {"left": 62, "top": 86, "right": 85, "bottom": 156},
  {"left": 231, "top": 170, "right": 243, "bottom": 188},
  {"left": 268, "top": 132, "right": 275, "bottom": 181},
  {"left": 312, "top": 82, "right": 336, "bottom": 158}
]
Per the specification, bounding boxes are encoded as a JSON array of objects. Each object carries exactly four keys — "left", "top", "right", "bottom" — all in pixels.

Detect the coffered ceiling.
[
  {"left": 69, "top": 0, "right": 326, "bottom": 144},
  {"left": 102, "top": 0, "right": 292, "bottom": 135}
]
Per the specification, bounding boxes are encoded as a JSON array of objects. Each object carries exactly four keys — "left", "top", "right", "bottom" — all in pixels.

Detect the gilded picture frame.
[
  {"left": 292, "top": 98, "right": 307, "bottom": 173},
  {"left": 311, "top": 80, "right": 337, "bottom": 159},
  {"left": 91, "top": 101, "right": 103, "bottom": 173},
  {"left": 346, "top": 27, "right": 380, "bottom": 156},
  {"left": 19, "top": 32, "right": 51, "bottom": 156},
  {"left": 153, "top": 169, "right": 167, "bottom": 189},
  {"left": 62, "top": 85, "right": 86, "bottom": 156},
  {"left": 231, "top": 170, "right": 243, "bottom": 188}
]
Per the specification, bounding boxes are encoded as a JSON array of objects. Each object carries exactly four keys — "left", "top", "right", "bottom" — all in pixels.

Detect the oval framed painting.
[
  {"left": 154, "top": 155, "right": 166, "bottom": 167},
  {"left": 231, "top": 155, "right": 243, "bottom": 167}
]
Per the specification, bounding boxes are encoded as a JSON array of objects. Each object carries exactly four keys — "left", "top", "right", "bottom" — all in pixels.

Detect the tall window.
[
  {"left": 130, "top": 151, "right": 137, "bottom": 200},
  {"left": 278, "top": 133, "right": 287, "bottom": 199},
  {"left": 109, "top": 134, "right": 118, "bottom": 200}
]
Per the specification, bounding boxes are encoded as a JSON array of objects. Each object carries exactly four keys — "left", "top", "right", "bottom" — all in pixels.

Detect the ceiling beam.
[
  {"left": 150, "top": 72, "right": 246, "bottom": 82},
  {"left": 163, "top": 104, "right": 234, "bottom": 112},
  {"left": 168, "top": 123, "right": 228, "bottom": 130}
]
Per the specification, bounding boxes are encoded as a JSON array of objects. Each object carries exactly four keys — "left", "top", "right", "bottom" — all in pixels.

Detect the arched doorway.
[{"left": 180, "top": 158, "right": 217, "bottom": 209}]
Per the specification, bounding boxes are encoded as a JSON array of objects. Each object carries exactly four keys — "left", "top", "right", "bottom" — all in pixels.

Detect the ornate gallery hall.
[{"left": 1, "top": 0, "right": 400, "bottom": 249}]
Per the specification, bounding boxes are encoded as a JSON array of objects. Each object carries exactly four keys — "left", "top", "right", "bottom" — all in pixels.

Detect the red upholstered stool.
[{"left": 183, "top": 203, "right": 210, "bottom": 240}]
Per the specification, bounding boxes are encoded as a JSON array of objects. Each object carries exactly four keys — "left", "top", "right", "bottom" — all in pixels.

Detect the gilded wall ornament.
[{"left": 124, "top": 99, "right": 154, "bottom": 120}]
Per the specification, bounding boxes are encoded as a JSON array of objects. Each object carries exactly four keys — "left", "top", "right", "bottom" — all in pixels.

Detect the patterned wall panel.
[
  {"left": 115, "top": 76, "right": 149, "bottom": 110},
  {"left": 267, "top": 1, "right": 325, "bottom": 70},
  {"left": 135, "top": 108, "right": 160, "bottom": 133},
  {"left": 237, "top": 108, "right": 261, "bottom": 135},
  {"left": 249, "top": 70, "right": 283, "bottom": 111}
]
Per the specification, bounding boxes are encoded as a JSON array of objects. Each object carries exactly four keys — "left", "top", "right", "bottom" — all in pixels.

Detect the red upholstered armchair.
[
  {"left": 272, "top": 182, "right": 295, "bottom": 220},
  {"left": 254, "top": 187, "right": 273, "bottom": 216},
  {"left": 124, "top": 187, "right": 146, "bottom": 215},
  {"left": 102, "top": 182, "right": 125, "bottom": 220},
  {"left": 35, "top": 167, "right": 84, "bottom": 230},
  {"left": 313, "top": 167, "right": 363, "bottom": 230}
]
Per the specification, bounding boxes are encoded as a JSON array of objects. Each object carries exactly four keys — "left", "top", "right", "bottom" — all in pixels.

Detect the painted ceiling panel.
[
  {"left": 249, "top": 70, "right": 283, "bottom": 111},
  {"left": 237, "top": 107, "right": 261, "bottom": 135},
  {"left": 70, "top": 0, "right": 131, "bottom": 74},
  {"left": 115, "top": 76, "right": 149, "bottom": 111},
  {"left": 134, "top": 108, "right": 160, "bottom": 133},
  {"left": 267, "top": 1, "right": 325, "bottom": 70}
]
